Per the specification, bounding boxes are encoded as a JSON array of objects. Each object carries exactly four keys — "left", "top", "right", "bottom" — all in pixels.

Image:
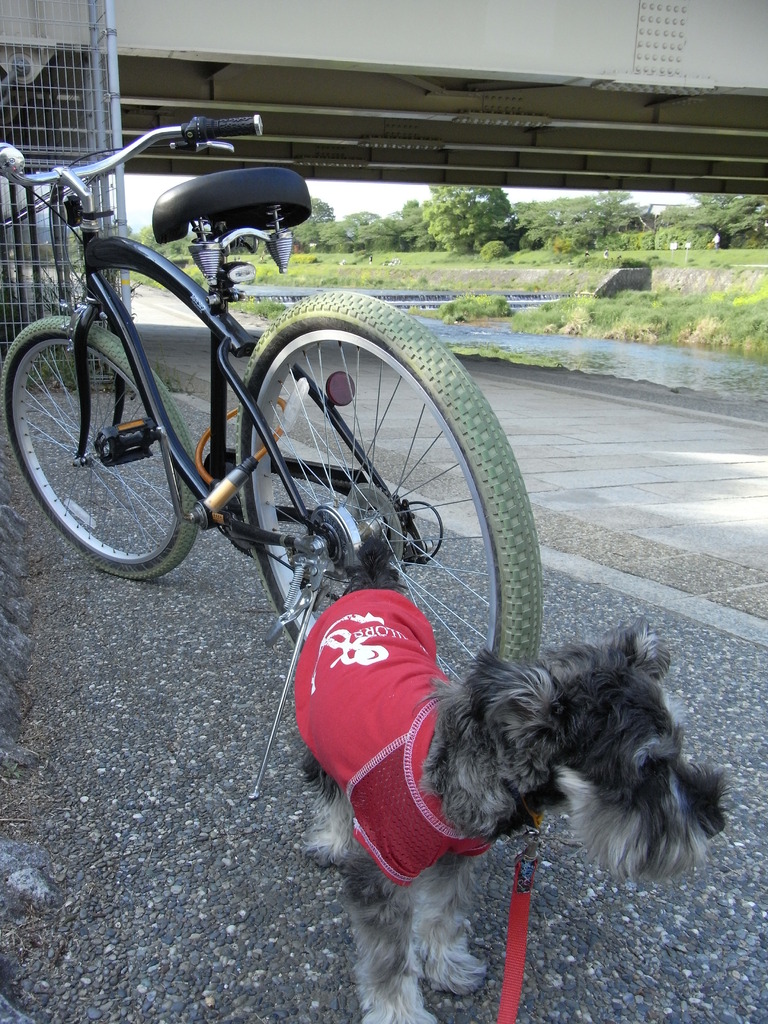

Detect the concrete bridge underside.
[
  {"left": 11, "top": 0, "right": 768, "bottom": 194},
  {"left": 112, "top": 0, "right": 768, "bottom": 194}
]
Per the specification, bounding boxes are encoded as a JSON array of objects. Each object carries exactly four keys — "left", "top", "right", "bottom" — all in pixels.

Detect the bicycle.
[{"left": 0, "top": 114, "right": 542, "bottom": 790}]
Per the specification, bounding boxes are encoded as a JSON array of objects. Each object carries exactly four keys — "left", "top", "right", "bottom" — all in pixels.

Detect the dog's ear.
[
  {"left": 468, "top": 649, "right": 564, "bottom": 738},
  {"left": 464, "top": 650, "right": 569, "bottom": 790},
  {"left": 603, "top": 619, "right": 670, "bottom": 680}
]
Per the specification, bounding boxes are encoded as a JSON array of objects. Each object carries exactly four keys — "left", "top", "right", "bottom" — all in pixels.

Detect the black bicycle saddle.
[{"left": 152, "top": 166, "right": 312, "bottom": 244}]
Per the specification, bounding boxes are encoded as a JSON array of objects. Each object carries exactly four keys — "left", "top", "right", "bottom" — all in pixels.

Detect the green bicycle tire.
[{"left": 237, "top": 290, "right": 542, "bottom": 662}]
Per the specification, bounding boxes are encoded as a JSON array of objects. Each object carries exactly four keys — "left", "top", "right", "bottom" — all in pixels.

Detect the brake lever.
[
  {"left": 204, "top": 141, "right": 235, "bottom": 154},
  {"left": 169, "top": 140, "right": 235, "bottom": 154}
]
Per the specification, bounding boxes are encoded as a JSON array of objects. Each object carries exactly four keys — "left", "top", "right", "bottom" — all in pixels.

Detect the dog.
[{"left": 295, "top": 539, "right": 725, "bottom": 1024}]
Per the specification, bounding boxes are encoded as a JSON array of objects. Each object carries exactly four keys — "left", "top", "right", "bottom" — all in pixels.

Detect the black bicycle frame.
[{"left": 78, "top": 234, "right": 311, "bottom": 523}]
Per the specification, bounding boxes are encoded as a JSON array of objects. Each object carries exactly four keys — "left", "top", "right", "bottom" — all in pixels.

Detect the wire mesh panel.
[{"left": 1, "top": 0, "right": 114, "bottom": 347}]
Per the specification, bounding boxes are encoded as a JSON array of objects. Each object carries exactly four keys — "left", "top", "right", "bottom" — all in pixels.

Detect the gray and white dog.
[{"left": 296, "top": 540, "right": 725, "bottom": 1024}]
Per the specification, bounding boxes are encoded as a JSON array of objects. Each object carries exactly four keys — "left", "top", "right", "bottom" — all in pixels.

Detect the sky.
[{"left": 123, "top": 173, "right": 692, "bottom": 232}]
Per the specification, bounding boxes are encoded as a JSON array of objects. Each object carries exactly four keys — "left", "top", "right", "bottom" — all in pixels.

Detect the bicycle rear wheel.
[
  {"left": 2, "top": 317, "right": 197, "bottom": 580},
  {"left": 237, "top": 291, "right": 541, "bottom": 674}
]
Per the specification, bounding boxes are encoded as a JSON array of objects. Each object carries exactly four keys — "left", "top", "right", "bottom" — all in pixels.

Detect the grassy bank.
[
  {"left": 508, "top": 285, "right": 768, "bottom": 357},
  {"left": 238, "top": 249, "right": 608, "bottom": 293},
  {"left": 171, "top": 248, "right": 768, "bottom": 360},
  {"left": 180, "top": 246, "right": 768, "bottom": 294},
  {"left": 249, "top": 246, "right": 768, "bottom": 286}
]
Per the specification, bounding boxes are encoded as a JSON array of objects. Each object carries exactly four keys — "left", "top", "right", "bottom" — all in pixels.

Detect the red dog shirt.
[{"left": 295, "top": 590, "right": 489, "bottom": 885}]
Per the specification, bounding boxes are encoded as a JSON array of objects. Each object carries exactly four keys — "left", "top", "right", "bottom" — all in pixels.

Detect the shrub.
[
  {"left": 479, "top": 240, "right": 509, "bottom": 262},
  {"left": 438, "top": 294, "right": 510, "bottom": 322},
  {"left": 617, "top": 258, "right": 650, "bottom": 268},
  {"left": 677, "top": 316, "right": 727, "bottom": 347},
  {"left": 562, "top": 304, "right": 592, "bottom": 335},
  {"left": 244, "top": 298, "right": 286, "bottom": 320},
  {"left": 290, "top": 253, "right": 319, "bottom": 264}
]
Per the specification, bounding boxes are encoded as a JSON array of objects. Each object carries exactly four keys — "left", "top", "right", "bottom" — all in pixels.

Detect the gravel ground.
[{"left": 1, "top": 368, "right": 766, "bottom": 1024}]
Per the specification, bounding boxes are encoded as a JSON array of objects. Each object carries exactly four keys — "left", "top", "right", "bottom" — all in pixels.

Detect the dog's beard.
[{"left": 558, "top": 766, "right": 723, "bottom": 881}]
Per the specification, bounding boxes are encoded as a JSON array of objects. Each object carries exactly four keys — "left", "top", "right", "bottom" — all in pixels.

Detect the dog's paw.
[
  {"left": 424, "top": 947, "right": 487, "bottom": 995},
  {"left": 362, "top": 1009, "right": 437, "bottom": 1024},
  {"left": 359, "top": 974, "right": 437, "bottom": 1024},
  {"left": 362, "top": 1007, "right": 436, "bottom": 1024},
  {"left": 361, "top": 999, "right": 437, "bottom": 1024}
]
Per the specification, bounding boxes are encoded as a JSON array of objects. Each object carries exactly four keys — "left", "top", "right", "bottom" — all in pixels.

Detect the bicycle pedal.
[{"left": 95, "top": 419, "right": 160, "bottom": 466}]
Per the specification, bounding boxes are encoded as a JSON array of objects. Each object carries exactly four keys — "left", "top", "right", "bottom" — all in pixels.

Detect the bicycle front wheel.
[
  {"left": 2, "top": 317, "right": 198, "bottom": 580},
  {"left": 237, "top": 291, "right": 541, "bottom": 674}
]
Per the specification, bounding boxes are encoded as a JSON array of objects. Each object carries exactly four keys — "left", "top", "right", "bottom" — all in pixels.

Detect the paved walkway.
[
  {"left": 465, "top": 358, "right": 768, "bottom": 642},
  {"left": 132, "top": 290, "right": 768, "bottom": 644}
]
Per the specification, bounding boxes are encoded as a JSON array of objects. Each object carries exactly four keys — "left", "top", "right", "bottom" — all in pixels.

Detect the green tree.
[
  {"left": 357, "top": 216, "right": 402, "bottom": 252},
  {"left": 516, "top": 192, "right": 641, "bottom": 252},
  {"left": 664, "top": 194, "right": 768, "bottom": 248},
  {"left": 136, "top": 225, "right": 156, "bottom": 247},
  {"left": 590, "top": 191, "right": 644, "bottom": 240},
  {"left": 310, "top": 198, "right": 335, "bottom": 223},
  {"left": 293, "top": 197, "right": 337, "bottom": 251},
  {"left": 479, "top": 240, "right": 510, "bottom": 261},
  {"left": 515, "top": 199, "right": 567, "bottom": 250},
  {"left": 313, "top": 220, "right": 354, "bottom": 252},
  {"left": 133, "top": 224, "right": 191, "bottom": 262},
  {"left": 338, "top": 212, "right": 382, "bottom": 251},
  {"left": 389, "top": 200, "right": 436, "bottom": 252},
  {"left": 423, "top": 186, "right": 513, "bottom": 253}
]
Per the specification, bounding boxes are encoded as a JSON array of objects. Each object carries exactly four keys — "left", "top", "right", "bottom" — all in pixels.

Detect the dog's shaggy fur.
[{"left": 299, "top": 540, "right": 725, "bottom": 1024}]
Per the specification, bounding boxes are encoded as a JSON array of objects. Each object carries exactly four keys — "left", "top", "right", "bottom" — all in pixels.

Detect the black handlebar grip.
[{"left": 180, "top": 115, "right": 263, "bottom": 145}]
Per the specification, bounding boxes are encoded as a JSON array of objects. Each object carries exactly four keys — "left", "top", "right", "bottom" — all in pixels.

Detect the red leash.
[{"left": 497, "top": 827, "right": 542, "bottom": 1024}]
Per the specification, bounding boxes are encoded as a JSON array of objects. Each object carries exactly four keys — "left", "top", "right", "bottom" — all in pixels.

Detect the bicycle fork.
[{"left": 70, "top": 300, "right": 100, "bottom": 463}]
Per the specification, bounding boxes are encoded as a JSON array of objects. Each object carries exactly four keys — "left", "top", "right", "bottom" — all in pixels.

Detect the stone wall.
[{"left": 594, "top": 267, "right": 652, "bottom": 297}]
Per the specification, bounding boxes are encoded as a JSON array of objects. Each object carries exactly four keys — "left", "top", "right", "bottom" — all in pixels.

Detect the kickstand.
[{"left": 249, "top": 589, "right": 318, "bottom": 800}]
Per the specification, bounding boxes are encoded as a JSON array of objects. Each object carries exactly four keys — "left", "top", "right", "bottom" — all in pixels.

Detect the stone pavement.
[
  {"left": 131, "top": 290, "right": 768, "bottom": 645},
  {"left": 464, "top": 357, "right": 768, "bottom": 642}
]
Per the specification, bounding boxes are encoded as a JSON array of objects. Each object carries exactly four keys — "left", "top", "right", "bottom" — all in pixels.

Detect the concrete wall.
[
  {"left": 595, "top": 267, "right": 653, "bottom": 297},
  {"left": 114, "top": 0, "right": 767, "bottom": 91}
]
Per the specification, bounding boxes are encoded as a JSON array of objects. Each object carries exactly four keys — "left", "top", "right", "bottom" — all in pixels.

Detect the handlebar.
[
  {"left": 0, "top": 113, "right": 264, "bottom": 198},
  {"left": 177, "top": 114, "right": 263, "bottom": 148}
]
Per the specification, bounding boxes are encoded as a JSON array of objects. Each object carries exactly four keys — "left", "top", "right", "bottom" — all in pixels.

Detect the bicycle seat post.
[{"left": 209, "top": 328, "right": 229, "bottom": 479}]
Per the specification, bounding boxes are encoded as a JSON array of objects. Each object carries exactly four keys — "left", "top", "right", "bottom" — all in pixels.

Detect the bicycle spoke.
[{"left": 5, "top": 328, "right": 196, "bottom": 577}]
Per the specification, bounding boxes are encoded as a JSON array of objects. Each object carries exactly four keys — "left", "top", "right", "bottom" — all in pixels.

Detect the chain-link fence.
[{"left": 1, "top": 0, "right": 117, "bottom": 348}]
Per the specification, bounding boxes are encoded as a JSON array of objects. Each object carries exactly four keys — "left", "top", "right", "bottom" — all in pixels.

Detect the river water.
[{"left": 420, "top": 318, "right": 768, "bottom": 400}]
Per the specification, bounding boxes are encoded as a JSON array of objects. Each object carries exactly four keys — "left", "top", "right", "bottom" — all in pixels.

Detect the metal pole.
[{"left": 104, "top": 0, "right": 132, "bottom": 311}]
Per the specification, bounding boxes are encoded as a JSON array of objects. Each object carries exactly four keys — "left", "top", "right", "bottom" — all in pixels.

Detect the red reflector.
[{"left": 326, "top": 371, "right": 355, "bottom": 407}]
